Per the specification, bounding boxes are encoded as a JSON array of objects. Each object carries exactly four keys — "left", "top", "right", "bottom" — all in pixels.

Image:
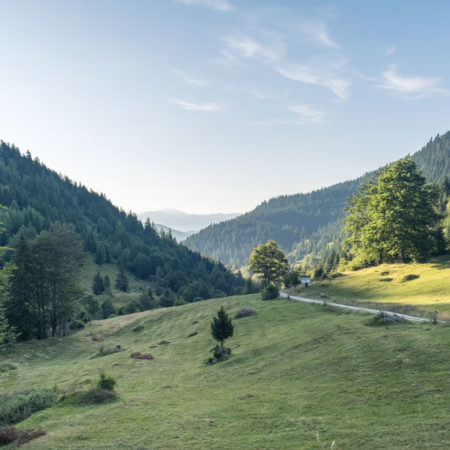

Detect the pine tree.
[
  {"left": 101, "top": 298, "right": 115, "bottom": 319},
  {"left": 104, "top": 275, "right": 111, "bottom": 291},
  {"left": 92, "top": 271, "right": 105, "bottom": 295},
  {"left": 0, "top": 312, "right": 16, "bottom": 354},
  {"left": 115, "top": 267, "right": 129, "bottom": 292},
  {"left": 6, "top": 234, "right": 37, "bottom": 340},
  {"left": 211, "top": 306, "right": 234, "bottom": 356}
]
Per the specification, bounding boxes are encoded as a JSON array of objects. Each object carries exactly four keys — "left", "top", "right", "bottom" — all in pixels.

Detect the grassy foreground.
[
  {"left": 292, "top": 255, "right": 450, "bottom": 320},
  {"left": 1, "top": 294, "right": 450, "bottom": 448}
]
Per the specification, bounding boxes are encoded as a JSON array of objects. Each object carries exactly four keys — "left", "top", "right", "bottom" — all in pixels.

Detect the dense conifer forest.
[
  {"left": 0, "top": 142, "right": 244, "bottom": 302},
  {"left": 185, "top": 133, "right": 450, "bottom": 267}
]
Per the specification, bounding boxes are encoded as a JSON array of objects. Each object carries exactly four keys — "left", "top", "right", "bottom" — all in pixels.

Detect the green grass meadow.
[
  {"left": 1, "top": 294, "right": 450, "bottom": 448},
  {"left": 292, "top": 255, "right": 450, "bottom": 319}
]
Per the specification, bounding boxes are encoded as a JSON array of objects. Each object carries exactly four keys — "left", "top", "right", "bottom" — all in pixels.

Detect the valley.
[{"left": 2, "top": 294, "right": 450, "bottom": 448}]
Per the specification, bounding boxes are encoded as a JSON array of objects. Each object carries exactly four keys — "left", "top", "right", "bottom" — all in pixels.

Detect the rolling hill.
[
  {"left": 185, "top": 132, "right": 450, "bottom": 267},
  {"left": 1, "top": 294, "right": 449, "bottom": 448}
]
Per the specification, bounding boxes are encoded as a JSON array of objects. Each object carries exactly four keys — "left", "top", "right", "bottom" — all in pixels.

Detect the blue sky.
[{"left": 1, "top": 0, "right": 450, "bottom": 213}]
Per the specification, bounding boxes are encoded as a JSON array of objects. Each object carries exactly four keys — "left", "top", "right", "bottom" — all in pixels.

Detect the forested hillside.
[
  {"left": 186, "top": 132, "right": 450, "bottom": 267},
  {"left": 0, "top": 142, "right": 244, "bottom": 300}
]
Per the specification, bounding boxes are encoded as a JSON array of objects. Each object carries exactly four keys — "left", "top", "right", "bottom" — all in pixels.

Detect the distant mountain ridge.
[
  {"left": 185, "top": 132, "right": 450, "bottom": 267},
  {"left": 153, "top": 223, "right": 193, "bottom": 242},
  {"left": 138, "top": 209, "right": 239, "bottom": 233}
]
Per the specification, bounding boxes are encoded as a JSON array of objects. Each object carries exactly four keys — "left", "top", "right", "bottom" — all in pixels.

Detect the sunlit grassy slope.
[
  {"left": 79, "top": 256, "right": 149, "bottom": 308},
  {"left": 1, "top": 294, "right": 450, "bottom": 448},
  {"left": 292, "top": 255, "right": 450, "bottom": 319}
]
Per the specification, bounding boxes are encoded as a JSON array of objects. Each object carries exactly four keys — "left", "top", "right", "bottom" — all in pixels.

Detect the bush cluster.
[
  {"left": 261, "top": 283, "right": 279, "bottom": 300},
  {"left": 97, "top": 371, "right": 116, "bottom": 391},
  {"left": 59, "top": 388, "right": 117, "bottom": 407},
  {"left": 0, "top": 389, "right": 57, "bottom": 426}
]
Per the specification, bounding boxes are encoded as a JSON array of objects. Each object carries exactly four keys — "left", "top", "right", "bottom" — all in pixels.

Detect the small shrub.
[
  {"left": 187, "top": 331, "right": 198, "bottom": 337},
  {"left": 59, "top": 388, "right": 117, "bottom": 406},
  {"left": 380, "top": 271, "right": 390, "bottom": 276},
  {"left": 97, "top": 371, "right": 116, "bottom": 391},
  {"left": 213, "top": 345, "right": 231, "bottom": 360},
  {"left": 130, "top": 352, "right": 154, "bottom": 360},
  {"left": 366, "top": 311, "right": 391, "bottom": 326},
  {"left": 0, "top": 363, "right": 17, "bottom": 373},
  {"left": 0, "top": 426, "right": 46, "bottom": 446},
  {"left": 366, "top": 311, "right": 407, "bottom": 326},
  {"left": 261, "top": 283, "right": 279, "bottom": 300},
  {"left": 401, "top": 274, "right": 420, "bottom": 282},
  {"left": 69, "top": 319, "right": 85, "bottom": 331},
  {"left": 379, "top": 277, "right": 393, "bottom": 282},
  {"left": 432, "top": 312, "right": 438, "bottom": 325},
  {"left": 235, "top": 308, "right": 257, "bottom": 319},
  {"left": 0, "top": 389, "right": 57, "bottom": 426}
]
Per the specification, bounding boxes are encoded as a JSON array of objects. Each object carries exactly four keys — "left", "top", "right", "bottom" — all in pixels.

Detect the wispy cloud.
[
  {"left": 277, "top": 59, "right": 350, "bottom": 100},
  {"left": 289, "top": 104, "right": 326, "bottom": 124},
  {"left": 252, "top": 104, "right": 326, "bottom": 127},
  {"left": 299, "top": 20, "right": 339, "bottom": 49},
  {"left": 171, "top": 99, "right": 223, "bottom": 111},
  {"left": 385, "top": 45, "right": 397, "bottom": 56},
  {"left": 174, "top": 70, "right": 207, "bottom": 86},
  {"left": 177, "top": 0, "right": 233, "bottom": 11},
  {"left": 222, "top": 34, "right": 285, "bottom": 64},
  {"left": 376, "top": 65, "right": 448, "bottom": 98}
]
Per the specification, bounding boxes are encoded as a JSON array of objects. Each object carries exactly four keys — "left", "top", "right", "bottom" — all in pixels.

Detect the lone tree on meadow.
[
  {"left": 344, "top": 156, "right": 443, "bottom": 265},
  {"left": 248, "top": 240, "right": 289, "bottom": 286},
  {"left": 211, "top": 306, "right": 234, "bottom": 357}
]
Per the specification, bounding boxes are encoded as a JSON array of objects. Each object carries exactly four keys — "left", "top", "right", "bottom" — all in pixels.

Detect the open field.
[
  {"left": 1, "top": 294, "right": 450, "bottom": 448},
  {"left": 289, "top": 255, "right": 450, "bottom": 320}
]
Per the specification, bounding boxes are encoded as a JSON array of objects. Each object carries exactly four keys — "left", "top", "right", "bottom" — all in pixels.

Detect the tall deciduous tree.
[
  {"left": 248, "top": 240, "right": 289, "bottom": 286},
  {"left": 344, "top": 157, "right": 443, "bottom": 265}
]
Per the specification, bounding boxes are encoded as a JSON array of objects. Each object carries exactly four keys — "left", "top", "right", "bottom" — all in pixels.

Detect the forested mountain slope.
[
  {"left": 185, "top": 132, "right": 450, "bottom": 267},
  {"left": 0, "top": 142, "right": 243, "bottom": 300}
]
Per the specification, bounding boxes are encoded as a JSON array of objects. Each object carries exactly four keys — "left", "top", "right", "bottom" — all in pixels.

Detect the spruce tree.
[
  {"left": 6, "top": 234, "right": 37, "bottom": 340},
  {"left": 0, "top": 312, "right": 16, "bottom": 354},
  {"left": 115, "top": 267, "right": 129, "bottom": 292},
  {"left": 211, "top": 306, "right": 234, "bottom": 356},
  {"left": 92, "top": 271, "right": 105, "bottom": 295}
]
